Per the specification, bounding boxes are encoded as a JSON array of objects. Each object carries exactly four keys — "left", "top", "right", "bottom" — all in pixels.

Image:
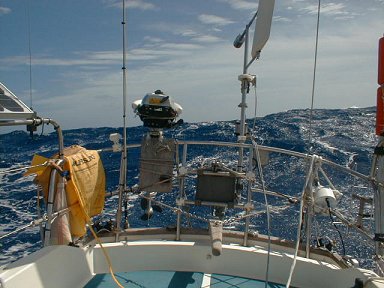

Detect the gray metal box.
[{"left": 196, "top": 170, "right": 237, "bottom": 203}]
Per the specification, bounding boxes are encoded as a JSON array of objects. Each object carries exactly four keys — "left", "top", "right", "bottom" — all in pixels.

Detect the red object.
[
  {"left": 377, "top": 87, "right": 384, "bottom": 135},
  {"left": 379, "top": 36, "right": 384, "bottom": 85}
]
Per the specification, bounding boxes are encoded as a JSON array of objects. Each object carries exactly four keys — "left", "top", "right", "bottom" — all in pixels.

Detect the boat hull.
[{"left": 1, "top": 228, "right": 382, "bottom": 288}]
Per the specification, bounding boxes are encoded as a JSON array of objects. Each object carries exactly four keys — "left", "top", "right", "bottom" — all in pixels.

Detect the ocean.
[{"left": 0, "top": 107, "right": 378, "bottom": 270}]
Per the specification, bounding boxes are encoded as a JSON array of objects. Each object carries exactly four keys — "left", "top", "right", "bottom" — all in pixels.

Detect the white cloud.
[
  {"left": 198, "top": 14, "right": 234, "bottom": 26},
  {"left": 192, "top": 35, "right": 222, "bottom": 43},
  {"left": 2, "top": 0, "right": 382, "bottom": 131},
  {"left": 301, "top": 3, "right": 349, "bottom": 17},
  {"left": 103, "top": 0, "right": 155, "bottom": 10},
  {"left": 159, "top": 43, "right": 202, "bottom": 50},
  {"left": 129, "top": 42, "right": 203, "bottom": 61},
  {"left": 0, "top": 6, "right": 11, "bottom": 15},
  {"left": 273, "top": 16, "right": 291, "bottom": 23},
  {"left": 178, "top": 30, "right": 199, "bottom": 38},
  {"left": 126, "top": 0, "right": 155, "bottom": 10},
  {"left": 176, "top": 29, "right": 222, "bottom": 44},
  {"left": 86, "top": 51, "right": 122, "bottom": 61},
  {"left": 219, "top": 0, "right": 257, "bottom": 10},
  {"left": 143, "top": 36, "right": 164, "bottom": 43},
  {"left": 0, "top": 41, "right": 206, "bottom": 69},
  {"left": 0, "top": 51, "right": 122, "bottom": 67}
]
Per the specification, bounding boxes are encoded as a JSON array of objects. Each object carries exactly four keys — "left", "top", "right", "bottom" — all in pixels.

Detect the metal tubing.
[
  {"left": 176, "top": 143, "right": 188, "bottom": 241},
  {"left": 243, "top": 147, "right": 254, "bottom": 246},
  {"left": 374, "top": 150, "right": 384, "bottom": 257},
  {"left": 305, "top": 194, "right": 313, "bottom": 258},
  {"left": 118, "top": 141, "right": 373, "bottom": 188},
  {"left": 174, "top": 140, "right": 372, "bottom": 184},
  {"left": 0, "top": 117, "right": 65, "bottom": 245},
  {"left": 286, "top": 155, "right": 316, "bottom": 287},
  {"left": 177, "top": 140, "right": 252, "bottom": 149},
  {"left": 44, "top": 159, "right": 63, "bottom": 246},
  {"left": 332, "top": 209, "right": 375, "bottom": 243},
  {"left": 251, "top": 188, "right": 298, "bottom": 202},
  {"left": 115, "top": 0, "right": 129, "bottom": 235},
  {"left": 115, "top": 154, "right": 126, "bottom": 234},
  {"left": 237, "top": 10, "right": 257, "bottom": 173},
  {"left": 0, "top": 118, "right": 64, "bottom": 159},
  {"left": 237, "top": 27, "right": 249, "bottom": 173},
  {"left": 305, "top": 159, "right": 317, "bottom": 258}
]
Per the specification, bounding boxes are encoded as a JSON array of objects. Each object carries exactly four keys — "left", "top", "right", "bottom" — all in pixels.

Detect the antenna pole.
[
  {"left": 116, "top": 0, "right": 128, "bottom": 232},
  {"left": 237, "top": 12, "right": 257, "bottom": 172},
  {"left": 235, "top": 0, "right": 274, "bottom": 169}
]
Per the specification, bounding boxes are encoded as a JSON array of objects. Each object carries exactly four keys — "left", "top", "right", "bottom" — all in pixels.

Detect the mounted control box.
[{"left": 196, "top": 166, "right": 238, "bottom": 204}]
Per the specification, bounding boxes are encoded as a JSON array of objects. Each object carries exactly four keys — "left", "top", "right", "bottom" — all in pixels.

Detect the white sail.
[{"left": 251, "top": 0, "right": 275, "bottom": 59}]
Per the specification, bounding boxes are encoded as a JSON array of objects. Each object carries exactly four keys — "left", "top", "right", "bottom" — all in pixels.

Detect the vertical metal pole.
[
  {"left": 243, "top": 146, "right": 254, "bottom": 246},
  {"left": 237, "top": 29, "right": 249, "bottom": 173},
  {"left": 44, "top": 170, "right": 57, "bottom": 246},
  {"left": 237, "top": 13, "right": 257, "bottom": 244},
  {"left": 236, "top": 11, "right": 258, "bottom": 164},
  {"left": 52, "top": 122, "right": 64, "bottom": 160},
  {"left": 44, "top": 159, "right": 64, "bottom": 246},
  {"left": 176, "top": 143, "right": 188, "bottom": 241},
  {"left": 374, "top": 143, "right": 384, "bottom": 258},
  {"left": 305, "top": 190, "right": 313, "bottom": 258},
  {"left": 304, "top": 159, "right": 317, "bottom": 258},
  {"left": 116, "top": 0, "right": 128, "bottom": 234}
]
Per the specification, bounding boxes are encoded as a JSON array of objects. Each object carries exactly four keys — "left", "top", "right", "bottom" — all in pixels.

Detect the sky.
[{"left": 0, "top": 0, "right": 383, "bottom": 132}]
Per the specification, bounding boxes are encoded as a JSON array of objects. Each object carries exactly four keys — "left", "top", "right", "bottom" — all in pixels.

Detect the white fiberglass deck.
[
  {"left": 2, "top": 236, "right": 383, "bottom": 288},
  {"left": 84, "top": 271, "right": 286, "bottom": 288}
]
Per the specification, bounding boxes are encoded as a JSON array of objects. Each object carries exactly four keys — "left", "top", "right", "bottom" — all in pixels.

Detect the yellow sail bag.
[{"left": 28, "top": 145, "right": 106, "bottom": 237}]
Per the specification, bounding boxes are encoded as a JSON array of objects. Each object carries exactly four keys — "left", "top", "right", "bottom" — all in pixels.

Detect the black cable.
[
  {"left": 326, "top": 198, "right": 346, "bottom": 255},
  {"left": 123, "top": 189, "right": 129, "bottom": 229}
]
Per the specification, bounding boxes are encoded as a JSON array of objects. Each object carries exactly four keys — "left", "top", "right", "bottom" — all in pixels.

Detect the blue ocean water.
[{"left": 0, "top": 107, "right": 378, "bottom": 269}]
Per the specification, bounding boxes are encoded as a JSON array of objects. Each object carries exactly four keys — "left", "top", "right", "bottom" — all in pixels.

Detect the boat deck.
[{"left": 84, "top": 271, "right": 286, "bottom": 288}]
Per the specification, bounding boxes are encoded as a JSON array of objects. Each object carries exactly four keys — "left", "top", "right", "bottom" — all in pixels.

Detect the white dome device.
[
  {"left": 132, "top": 90, "right": 183, "bottom": 129},
  {"left": 313, "top": 186, "right": 341, "bottom": 215}
]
